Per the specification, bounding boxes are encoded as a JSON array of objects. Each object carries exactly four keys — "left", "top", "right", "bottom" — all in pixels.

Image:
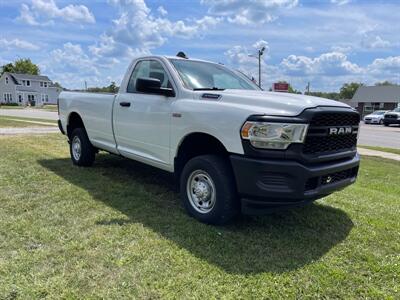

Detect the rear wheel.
[
  {"left": 379, "top": 119, "right": 383, "bottom": 125},
  {"left": 384, "top": 123, "right": 389, "bottom": 127},
  {"left": 180, "top": 155, "right": 239, "bottom": 225},
  {"left": 69, "top": 128, "right": 95, "bottom": 166}
]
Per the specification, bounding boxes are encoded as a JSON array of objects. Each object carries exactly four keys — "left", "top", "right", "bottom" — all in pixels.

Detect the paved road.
[
  {"left": 0, "top": 108, "right": 58, "bottom": 120},
  {"left": 358, "top": 123, "right": 400, "bottom": 149},
  {"left": 0, "top": 127, "right": 59, "bottom": 135}
]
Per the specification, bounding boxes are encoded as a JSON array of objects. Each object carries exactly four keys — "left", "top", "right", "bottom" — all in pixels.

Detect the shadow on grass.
[{"left": 39, "top": 154, "right": 353, "bottom": 274}]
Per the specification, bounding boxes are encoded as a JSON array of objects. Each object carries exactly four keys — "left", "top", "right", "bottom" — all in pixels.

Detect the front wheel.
[
  {"left": 379, "top": 119, "right": 383, "bottom": 125},
  {"left": 180, "top": 155, "right": 239, "bottom": 225},
  {"left": 69, "top": 128, "right": 95, "bottom": 166}
]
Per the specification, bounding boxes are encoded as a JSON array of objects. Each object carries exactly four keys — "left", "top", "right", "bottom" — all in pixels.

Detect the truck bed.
[{"left": 58, "top": 91, "right": 118, "bottom": 153}]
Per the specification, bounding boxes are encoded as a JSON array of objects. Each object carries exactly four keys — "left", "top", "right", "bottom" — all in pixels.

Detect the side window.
[{"left": 127, "top": 60, "right": 171, "bottom": 93}]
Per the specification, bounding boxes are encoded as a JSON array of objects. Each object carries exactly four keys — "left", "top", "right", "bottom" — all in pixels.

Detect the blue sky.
[{"left": 1, "top": 0, "right": 399, "bottom": 92}]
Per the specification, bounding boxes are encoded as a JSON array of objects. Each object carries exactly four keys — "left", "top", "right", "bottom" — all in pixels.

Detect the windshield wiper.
[{"left": 193, "top": 87, "right": 225, "bottom": 91}]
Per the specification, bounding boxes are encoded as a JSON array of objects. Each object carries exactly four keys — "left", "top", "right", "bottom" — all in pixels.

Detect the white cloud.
[
  {"left": 201, "top": 0, "right": 298, "bottom": 25},
  {"left": 280, "top": 52, "right": 362, "bottom": 76},
  {"left": 40, "top": 43, "right": 102, "bottom": 88},
  {"left": 90, "top": 0, "right": 221, "bottom": 59},
  {"left": 330, "top": 0, "right": 351, "bottom": 5},
  {"left": 368, "top": 56, "right": 400, "bottom": 74},
  {"left": 225, "top": 40, "right": 269, "bottom": 65},
  {"left": 0, "top": 38, "right": 39, "bottom": 51},
  {"left": 361, "top": 35, "right": 391, "bottom": 49},
  {"left": 17, "top": 4, "right": 39, "bottom": 26},
  {"left": 157, "top": 6, "right": 168, "bottom": 16},
  {"left": 17, "top": 0, "right": 95, "bottom": 25}
]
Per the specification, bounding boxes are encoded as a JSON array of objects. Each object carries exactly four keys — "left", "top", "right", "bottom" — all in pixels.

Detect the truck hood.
[{"left": 197, "top": 89, "right": 350, "bottom": 116}]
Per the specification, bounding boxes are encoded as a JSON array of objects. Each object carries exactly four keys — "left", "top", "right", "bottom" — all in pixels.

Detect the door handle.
[{"left": 119, "top": 102, "right": 131, "bottom": 107}]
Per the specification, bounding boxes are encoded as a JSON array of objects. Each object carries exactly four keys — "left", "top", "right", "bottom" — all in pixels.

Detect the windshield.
[
  {"left": 372, "top": 111, "right": 386, "bottom": 115},
  {"left": 393, "top": 107, "right": 400, "bottom": 112},
  {"left": 169, "top": 59, "right": 260, "bottom": 91}
]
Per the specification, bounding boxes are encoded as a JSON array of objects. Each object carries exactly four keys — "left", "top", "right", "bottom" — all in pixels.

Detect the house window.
[
  {"left": 45, "top": 95, "right": 49, "bottom": 102},
  {"left": 18, "top": 95, "right": 22, "bottom": 103},
  {"left": 40, "top": 82, "right": 43, "bottom": 87},
  {"left": 26, "top": 80, "right": 30, "bottom": 86},
  {"left": 44, "top": 82, "right": 48, "bottom": 88},
  {"left": 5, "top": 77, "right": 8, "bottom": 84},
  {"left": 4, "top": 93, "right": 13, "bottom": 103}
]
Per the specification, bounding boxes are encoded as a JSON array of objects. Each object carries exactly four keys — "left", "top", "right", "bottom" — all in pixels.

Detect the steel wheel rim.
[
  {"left": 186, "top": 170, "right": 216, "bottom": 214},
  {"left": 72, "top": 136, "right": 82, "bottom": 161}
]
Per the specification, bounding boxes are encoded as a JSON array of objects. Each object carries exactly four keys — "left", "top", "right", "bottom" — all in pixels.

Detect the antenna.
[{"left": 176, "top": 51, "right": 188, "bottom": 59}]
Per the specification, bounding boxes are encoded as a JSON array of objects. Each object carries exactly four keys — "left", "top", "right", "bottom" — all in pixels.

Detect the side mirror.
[{"left": 136, "top": 77, "right": 175, "bottom": 97}]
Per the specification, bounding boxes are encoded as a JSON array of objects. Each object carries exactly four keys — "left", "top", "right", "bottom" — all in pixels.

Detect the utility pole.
[
  {"left": 306, "top": 82, "right": 310, "bottom": 95},
  {"left": 249, "top": 46, "right": 266, "bottom": 89}
]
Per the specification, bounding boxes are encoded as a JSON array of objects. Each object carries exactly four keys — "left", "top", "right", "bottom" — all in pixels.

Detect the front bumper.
[
  {"left": 230, "top": 153, "right": 360, "bottom": 214},
  {"left": 364, "top": 118, "right": 380, "bottom": 124},
  {"left": 383, "top": 118, "right": 400, "bottom": 125}
]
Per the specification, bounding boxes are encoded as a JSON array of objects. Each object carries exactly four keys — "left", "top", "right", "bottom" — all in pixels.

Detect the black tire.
[
  {"left": 69, "top": 128, "right": 95, "bottom": 167},
  {"left": 379, "top": 119, "right": 383, "bottom": 125},
  {"left": 180, "top": 155, "right": 239, "bottom": 225},
  {"left": 384, "top": 123, "right": 389, "bottom": 127}
]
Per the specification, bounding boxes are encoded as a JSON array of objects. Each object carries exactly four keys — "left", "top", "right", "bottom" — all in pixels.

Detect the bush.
[{"left": 0, "top": 103, "right": 19, "bottom": 107}]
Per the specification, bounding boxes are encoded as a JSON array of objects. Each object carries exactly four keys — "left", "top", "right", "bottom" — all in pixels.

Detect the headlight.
[{"left": 241, "top": 121, "right": 309, "bottom": 150}]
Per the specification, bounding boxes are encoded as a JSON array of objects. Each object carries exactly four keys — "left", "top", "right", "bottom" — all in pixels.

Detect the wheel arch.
[
  {"left": 67, "top": 111, "right": 86, "bottom": 139},
  {"left": 174, "top": 132, "right": 230, "bottom": 177}
]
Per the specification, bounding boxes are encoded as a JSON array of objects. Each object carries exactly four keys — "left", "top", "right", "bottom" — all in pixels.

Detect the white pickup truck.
[{"left": 58, "top": 54, "right": 360, "bottom": 224}]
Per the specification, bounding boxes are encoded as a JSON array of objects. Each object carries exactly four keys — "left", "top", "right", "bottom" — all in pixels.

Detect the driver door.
[{"left": 113, "top": 59, "right": 174, "bottom": 169}]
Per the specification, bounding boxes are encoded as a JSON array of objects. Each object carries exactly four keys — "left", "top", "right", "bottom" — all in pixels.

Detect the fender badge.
[{"left": 201, "top": 93, "right": 221, "bottom": 100}]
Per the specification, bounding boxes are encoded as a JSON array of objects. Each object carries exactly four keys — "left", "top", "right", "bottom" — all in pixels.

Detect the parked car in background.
[
  {"left": 383, "top": 107, "right": 400, "bottom": 126},
  {"left": 363, "top": 110, "right": 388, "bottom": 124}
]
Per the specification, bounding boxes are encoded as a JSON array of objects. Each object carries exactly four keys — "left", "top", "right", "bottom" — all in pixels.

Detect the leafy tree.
[
  {"left": 87, "top": 82, "right": 119, "bottom": 93},
  {"left": 1, "top": 63, "right": 14, "bottom": 74},
  {"left": 306, "top": 91, "right": 340, "bottom": 100},
  {"left": 339, "top": 82, "right": 364, "bottom": 99},
  {"left": 375, "top": 81, "right": 398, "bottom": 86},
  {"left": 1, "top": 58, "right": 40, "bottom": 75},
  {"left": 53, "top": 82, "right": 63, "bottom": 89},
  {"left": 108, "top": 82, "right": 119, "bottom": 93}
]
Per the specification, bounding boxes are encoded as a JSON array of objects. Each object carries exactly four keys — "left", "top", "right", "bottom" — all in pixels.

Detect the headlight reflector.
[{"left": 241, "top": 122, "right": 308, "bottom": 150}]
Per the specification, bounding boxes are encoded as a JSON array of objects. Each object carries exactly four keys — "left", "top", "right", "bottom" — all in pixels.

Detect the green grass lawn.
[
  {"left": 0, "top": 135, "right": 399, "bottom": 299},
  {"left": 359, "top": 145, "right": 400, "bottom": 156},
  {"left": 0, "top": 116, "right": 57, "bottom": 127},
  {"left": 0, "top": 105, "right": 24, "bottom": 109}
]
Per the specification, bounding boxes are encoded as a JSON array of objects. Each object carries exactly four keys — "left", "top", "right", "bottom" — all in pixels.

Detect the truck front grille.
[{"left": 303, "top": 112, "right": 360, "bottom": 155}]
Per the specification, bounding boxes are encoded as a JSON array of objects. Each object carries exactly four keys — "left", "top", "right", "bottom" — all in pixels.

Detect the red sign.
[{"left": 273, "top": 83, "right": 289, "bottom": 92}]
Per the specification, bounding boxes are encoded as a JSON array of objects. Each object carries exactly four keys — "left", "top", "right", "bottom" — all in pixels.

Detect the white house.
[{"left": 0, "top": 72, "right": 62, "bottom": 106}]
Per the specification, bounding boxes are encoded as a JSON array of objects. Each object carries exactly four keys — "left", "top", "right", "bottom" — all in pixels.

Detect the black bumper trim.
[{"left": 230, "top": 153, "right": 360, "bottom": 213}]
